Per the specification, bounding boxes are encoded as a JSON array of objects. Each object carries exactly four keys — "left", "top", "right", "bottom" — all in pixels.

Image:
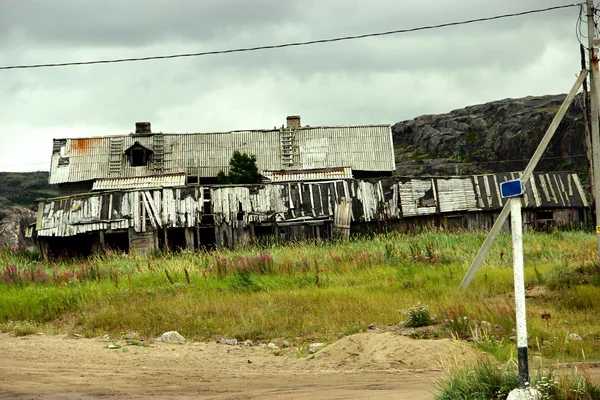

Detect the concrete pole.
[
  {"left": 586, "top": 0, "right": 600, "bottom": 265},
  {"left": 510, "top": 197, "right": 529, "bottom": 387}
]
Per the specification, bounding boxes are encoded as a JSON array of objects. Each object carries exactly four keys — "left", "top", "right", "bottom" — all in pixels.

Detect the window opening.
[{"left": 131, "top": 148, "right": 146, "bottom": 166}]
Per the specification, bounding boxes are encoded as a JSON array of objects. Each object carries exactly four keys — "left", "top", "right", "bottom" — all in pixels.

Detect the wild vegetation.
[
  {"left": 0, "top": 171, "right": 56, "bottom": 209},
  {"left": 1, "top": 229, "right": 599, "bottom": 362},
  {"left": 3, "top": 229, "right": 600, "bottom": 396},
  {"left": 435, "top": 358, "right": 600, "bottom": 400}
]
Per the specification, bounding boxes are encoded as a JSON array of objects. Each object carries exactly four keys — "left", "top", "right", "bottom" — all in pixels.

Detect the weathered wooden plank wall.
[{"left": 36, "top": 173, "right": 588, "bottom": 239}]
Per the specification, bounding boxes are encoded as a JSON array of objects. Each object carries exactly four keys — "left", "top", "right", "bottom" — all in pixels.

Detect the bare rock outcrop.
[
  {"left": 0, "top": 205, "right": 36, "bottom": 250},
  {"left": 393, "top": 94, "right": 587, "bottom": 177}
]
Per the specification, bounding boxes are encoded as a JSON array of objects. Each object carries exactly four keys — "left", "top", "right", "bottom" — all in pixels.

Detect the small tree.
[
  {"left": 218, "top": 151, "right": 260, "bottom": 184},
  {"left": 216, "top": 170, "right": 230, "bottom": 184}
]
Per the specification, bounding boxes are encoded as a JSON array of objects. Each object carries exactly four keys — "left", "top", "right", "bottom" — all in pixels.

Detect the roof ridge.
[{"left": 52, "top": 124, "right": 392, "bottom": 141}]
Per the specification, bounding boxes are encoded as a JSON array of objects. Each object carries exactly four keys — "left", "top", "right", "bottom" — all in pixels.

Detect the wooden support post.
[
  {"left": 99, "top": 230, "right": 106, "bottom": 250},
  {"left": 460, "top": 70, "right": 587, "bottom": 289},
  {"left": 184, "top": 228, "right": 194, "bottom": 250},
  {"left": 39, "top": 238, "right": 50, "bottom": 262}
]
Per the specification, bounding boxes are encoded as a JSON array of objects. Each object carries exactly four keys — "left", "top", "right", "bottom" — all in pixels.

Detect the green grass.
[
  {"left": 1, "top": 230, "right": 599, "bottom": 363},
  {"left": 435, "top": 358, "right": 600, "bottom": 400}
]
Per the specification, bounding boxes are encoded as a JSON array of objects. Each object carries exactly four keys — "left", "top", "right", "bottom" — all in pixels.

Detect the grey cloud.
[
  {"left": 0, "top": 0, "right": 588, "bottom": 172},
  {"left": 1, "top": 0, "right": 301, "bottom": 47}
]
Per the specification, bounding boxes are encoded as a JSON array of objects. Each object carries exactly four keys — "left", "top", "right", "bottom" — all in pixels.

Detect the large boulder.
[{"left": 0, "top": 205, "right": 36, "bottom": 251}]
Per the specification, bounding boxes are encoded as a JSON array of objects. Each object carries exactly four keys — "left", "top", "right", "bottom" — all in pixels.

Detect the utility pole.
[
  {"left": 581, "top": 44, "right": 595, "bottom": 207},
  {"left": 586, "top": 0, "right": 600, "bottom": 266}
]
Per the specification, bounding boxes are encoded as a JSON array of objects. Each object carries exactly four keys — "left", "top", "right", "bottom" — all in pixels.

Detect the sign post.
[
  {"left": 503, "top": 180, "right": 541, "bottom": 400},
  {"left": 510, "top": 197, "right": 529, "bottom": 387}
]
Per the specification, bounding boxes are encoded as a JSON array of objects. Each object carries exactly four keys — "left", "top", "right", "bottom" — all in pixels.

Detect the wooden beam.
[
  {"left": 143, "top": 191, "right": 162, "bottom": 228},
  {"left": 141, "top": 193, "right": 157, "bottom": 230},
  {"left": 460, "top": 69, "right": 587, "bottom": 289}
]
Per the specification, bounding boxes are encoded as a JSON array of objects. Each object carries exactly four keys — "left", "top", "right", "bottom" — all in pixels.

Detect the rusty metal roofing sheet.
[
  {"left": 91, "top": 173, "right": 186, "bottom": 191},
  {"left": 49, "top": 125, "right": 394, "bottom": 184}
]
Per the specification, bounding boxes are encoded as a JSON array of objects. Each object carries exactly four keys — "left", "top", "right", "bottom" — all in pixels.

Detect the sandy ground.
[
  {"left": 0, "top": 331, "right": 473, "bottom": 400},
  {"left": 3, "top": 330, "right": 597, "bottom": 400}
]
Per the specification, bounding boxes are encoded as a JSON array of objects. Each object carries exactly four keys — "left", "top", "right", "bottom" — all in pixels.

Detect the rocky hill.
[
  {"left": 0, "top": 171, "right": 57, "bottom": 210},
  {"left": 0, "top": 172, "right": 56, "bottom": 250},
  {"left": 392, "top": 94, "right": 588, "bottom": 178}
]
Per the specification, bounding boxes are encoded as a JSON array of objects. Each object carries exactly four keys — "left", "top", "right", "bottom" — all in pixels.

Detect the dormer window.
[{"left": 124, "top": 141, "right": 153, "bottom": 167}]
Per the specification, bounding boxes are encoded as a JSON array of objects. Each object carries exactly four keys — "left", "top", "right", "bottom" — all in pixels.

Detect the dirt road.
[{"left": 0, "top": 331, "right": 458, "bottom": 399}]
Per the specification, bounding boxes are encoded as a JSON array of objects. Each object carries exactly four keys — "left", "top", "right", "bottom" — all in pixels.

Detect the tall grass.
[
  {"left": 435, "top": 358, "right": 600, "bottom": 400},
  {"left": 0, "top": 230, "right": 598, "bottom": 362}
]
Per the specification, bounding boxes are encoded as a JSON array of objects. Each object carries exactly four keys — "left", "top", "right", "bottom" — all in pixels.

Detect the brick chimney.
[
  {"left": 135, "top": 122, "right": 151, "bottom": 134},
  {"left": 286, "top": 115, "right": 301, "bottom": 129}
]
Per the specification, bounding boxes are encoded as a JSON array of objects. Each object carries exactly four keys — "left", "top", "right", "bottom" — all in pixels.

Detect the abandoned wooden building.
[{"left": 32, "top": 118, "right": 590, "bottom": 259}]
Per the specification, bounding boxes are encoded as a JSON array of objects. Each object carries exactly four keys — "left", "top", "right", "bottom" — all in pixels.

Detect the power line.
[{"left": 0, "top": 3, "right": 583, "bottom": 71}]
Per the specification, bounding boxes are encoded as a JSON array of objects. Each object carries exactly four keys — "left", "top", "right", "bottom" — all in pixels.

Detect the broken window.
[
  {"left": 186, "top": 175, "right": 199, "bottom": 185},
  {"left": 124, "top": 141, "right": 153, "bottom": 167},
  {"left": 131, "top": 148, "right": 146, "bottom": 166}
]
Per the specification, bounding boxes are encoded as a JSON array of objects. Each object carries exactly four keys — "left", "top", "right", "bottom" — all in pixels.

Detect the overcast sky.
[{"left": 0, "top": 0, "right": 588, "bottom": 172}]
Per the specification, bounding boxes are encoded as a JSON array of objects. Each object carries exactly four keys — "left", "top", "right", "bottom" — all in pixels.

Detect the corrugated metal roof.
[
  {"left": 49, "top": 125, "right": 395, "bottom": 184},
  {"left": 295, "top": 126, "right": 395, "bottom": 171},
  {"left": 437, "top": 178, "right": 478, "bottom": 213},
  {"left": 398, "top": 179, "right": 438, "bottom": 217},
  {"left": 92, "top": 173, "right": 186, "bottom": 191},
  {"left": 473, "top": 172, "right": 588, "bottom": 209},
  {"left": 263, "top": 167, "right": 353, "bottom": 182}
]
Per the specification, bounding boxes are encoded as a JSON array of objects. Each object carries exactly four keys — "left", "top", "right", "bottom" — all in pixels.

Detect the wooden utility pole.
[
  {"left": 582, "top": 44, "right": 595, "bottom": 207},
  {"left": 586, "top": 0, "right": 600, "bottom": 265}
]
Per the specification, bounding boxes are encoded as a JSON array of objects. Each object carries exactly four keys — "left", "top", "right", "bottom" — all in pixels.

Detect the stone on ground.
[
  {"left": 155, "top": 331, "right": 186, "bottom": 343},
  {"left": 309, "top": 343, "right": 325, "bottom": 354},
  {"left": 507, "top": 388, "right": 542, "bottom": 400}
]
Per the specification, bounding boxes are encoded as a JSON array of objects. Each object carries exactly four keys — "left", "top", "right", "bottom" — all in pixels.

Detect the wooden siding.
[{"left": 36, "top": 173, "right": 588, "bottom": 239}]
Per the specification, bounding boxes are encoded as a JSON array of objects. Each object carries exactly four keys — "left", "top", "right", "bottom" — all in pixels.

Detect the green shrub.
[
  {"left": 0, "top": 320, "right": 40, "bottom": 336},
  {"left": 436, "top": 359, "right": 600, "bottom": 400},
  {"left": 547, "top": 264, "right": 587, "bottom": 290},
  {"left": 435, "top": 358, "right": 519, "bottom": 400},
  {"left": 230, "top": 268, "right": 260, "bottom": 292},
  {"left": 403, "top": 303, "right": 434, "bottom": 328}
]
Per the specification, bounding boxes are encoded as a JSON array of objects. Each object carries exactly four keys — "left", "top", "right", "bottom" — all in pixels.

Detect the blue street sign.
[{"left": 500, "top": 179, "right": 524, "bottom": 198}]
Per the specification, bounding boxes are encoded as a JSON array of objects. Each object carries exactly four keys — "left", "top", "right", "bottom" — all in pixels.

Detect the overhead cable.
[{"left": 0, "top": 3, "right": 584, "bottom": 70}]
